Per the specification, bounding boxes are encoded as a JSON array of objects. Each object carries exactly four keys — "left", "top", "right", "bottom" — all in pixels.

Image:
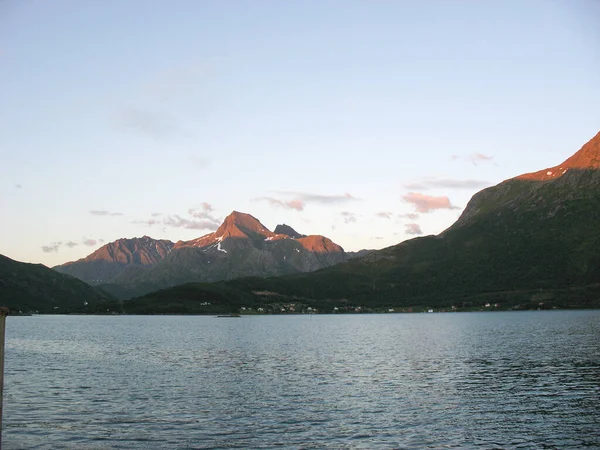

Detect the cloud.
[
  {"left": 134, "top": 218, "right": 162, "bottom": 226},
  {"left": 470, "top": 153, "right": 494, "bottom": 164},
  {"left": 137, "top": 207, "right": 221, "bottom": 231},
  {"left": 163, "top": 215, "right": 220, "bottom": 230},
  {"left": 99, "top": 239, "right": 105, "bottom": 243},
  {"left": 255, "top": 197, "right": 305, "bottom": 211},
  {"left": 41, "top": 242, "right": 61, "bottom": 253},
  {"left": 405, "top": 223, "right": 423, "bottom": 235},
  {"left": 403, "top": 178, "right": 489, "bottom": 190},
  {"left": 90, "top": 210, "right": 123, "bottom": 217},
  {"left": 188, "top": 204, "right": 218, "bottom": 218},
  {"left": 402, "top": 192, "right": 459, "bottom": 213},
  {"left": 452, "top": 153, "right": 495, "bottom": 165},
  {"left": 15, "top": 184, "right": 22, "bottom": 189},
  {"left": 188, "top": 206, "right": 222, "bottom": 227},
  {"left": 398, "top": 213, "right": 420, "bottom": 220},
  {"left": 340, "top": 211, "right": 357, "bottom": 224},
  {"left": 376, "top": 212, "right": 392, "bottom": 219},
  {"left": 116, "top": 107, "right": 175, "bottom": 140},
  {"left": 373, "top": 236, "right": 384, "bottom": 240},
  {"left": 275, "top": 191, "right": 359, "bottom": 205},
  {"left": 41, "top": 238, "right": 100, "bottom": 253}
]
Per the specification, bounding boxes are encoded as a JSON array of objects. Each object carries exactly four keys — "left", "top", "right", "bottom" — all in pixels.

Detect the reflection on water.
[{"left": 4, "top": 311, "right": 600, "bottom": 449}]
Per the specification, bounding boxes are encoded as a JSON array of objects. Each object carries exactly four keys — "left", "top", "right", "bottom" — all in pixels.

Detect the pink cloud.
[
  {"left": 83, "top": 239, "right": 98, "bottom": 246},
  {"left": 399, "top": 213, "right": 420, "bottom": 220},
  {"left": 470, "top": 153, "right": 494, "bottom": 164},
  {"left": 402, "top": 192, "right": 459, "bottom": 213},
  {"left": 256, "top": 197, "right": 305, "bottom": 211},
  {"left": 405, "top": 223, "right": 423, "bottom": 235}
]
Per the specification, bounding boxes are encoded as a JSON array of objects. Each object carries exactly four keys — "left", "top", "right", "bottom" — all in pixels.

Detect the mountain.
[
  {"left": 0, "top": 254, "right": 117, "bottom": 314},
  {"left": 54, "top": 236, "right": 175, "bottom": 285},
  {"left": 64, "top": 212, "right": 349, "bottom": 299},
  {"left": 129, "top": 130, "right": 600, "bottom": 312},
  {"left": 273, "top": 224, "right": 306, "bottom": 238}
]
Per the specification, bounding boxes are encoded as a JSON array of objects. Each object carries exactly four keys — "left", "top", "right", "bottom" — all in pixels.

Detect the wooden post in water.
[{"left": 0, "top": 306, "right": 8, "bottom": 450}]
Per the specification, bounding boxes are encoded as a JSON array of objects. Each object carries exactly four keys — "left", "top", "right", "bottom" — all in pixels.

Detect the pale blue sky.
[{"left": 1, "top": 1, "right": 599, "bottom": 266}]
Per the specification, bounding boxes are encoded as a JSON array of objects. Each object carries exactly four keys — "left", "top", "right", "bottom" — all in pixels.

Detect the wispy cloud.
[
  {"left": 376, "top": 211, "right": 393, "bottom": 219},
  {"left": 42, "top": 238, "right": 101, "bottom": 253},
  {"left": 340, "top": 211, "right": 357, "bottom": 223},
  {"left": 452, "top": 153, "right": 495, "bottom": 166},
  {"left": 41, "top": 242, "right": 61, "bottom": 253},
  {"left": 134, "top": 218, "right": 162, "bottom": 226},
  {"left": 135, "top": 206, "right": 221, "bottom": 231},
  {"left": 15, "top": 184, "right": 22, "bottom": 189},
  {"left": 188, "top": 205, "right": 222, "bottom": 225},
  {"left": 188, "top": 203, "right": 217, "bottom": 218},
  {"left": 470, "top": 153, "right": 494, "bottom": 164},
  {"left": 255, "top": 197, "right": 305, "bottom": 211},
  {"left": 403, "top": 178, "right": 489, "bottom": 190},
  {"left": 399, "top": 213, "right": 420, "bottom": 220},
  {"left": 163, "top": 215, "right": 220, "bottom": 230},
  {"left": 275, "top": 191, "right": 359, "bottom": 205},
  {"left": 402, "top": 192, "right": 459, "bottom": 213},
  {"left": 405, "top": 223, "right": 423, "bottom": 235},
  {"left": 90, "top": 210, "right": 123, "bottom": 217}
]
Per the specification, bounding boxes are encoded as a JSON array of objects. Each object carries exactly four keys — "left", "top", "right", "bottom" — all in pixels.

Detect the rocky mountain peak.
[
  {"left": 213, "top": 211, "right": 273, "bottom": 240},
  {"left": 274, "top": 224, "right": 306, "bottom": 238},
  {"left": 297, "top": 235, "right": 344, "bottom": 254},
  {"left": 177, "top": 211, "right": 276, "bottom": 248},
  {"left": 60, "top": 236, "right": 174, "bottom": 267},
  {"left": 517, "top": 130, "right": 600, "bottom": 181}
]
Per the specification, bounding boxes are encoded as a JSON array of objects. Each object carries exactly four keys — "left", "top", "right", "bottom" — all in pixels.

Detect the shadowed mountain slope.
[{"left": 0, "top": 254, "right": 116, "bottom": 313}]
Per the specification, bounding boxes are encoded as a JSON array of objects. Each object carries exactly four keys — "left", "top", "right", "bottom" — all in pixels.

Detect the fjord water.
[{"left": 4, "top": 312, "right": 599, "bottom": 449}]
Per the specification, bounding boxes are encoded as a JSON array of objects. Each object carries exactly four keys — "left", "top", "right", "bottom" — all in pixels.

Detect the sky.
[{"left": 1, "top": 1, "right": 599, "bottom": 267}]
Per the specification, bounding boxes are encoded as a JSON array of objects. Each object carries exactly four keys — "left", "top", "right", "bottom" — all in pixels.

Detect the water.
[{"left": 3, "top": 311, "right": 600, "bottom": 449}]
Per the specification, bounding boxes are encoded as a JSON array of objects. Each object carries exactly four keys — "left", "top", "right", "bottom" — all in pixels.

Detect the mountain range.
[
  {"left": 54, "top": 213, "right": 355, "bottom": 299},
  {"left": 2, "top": 130, "right": 600, "bottom": 314},
  {"left": 127, "top": 130, "right": 600, "bottom": 313}
]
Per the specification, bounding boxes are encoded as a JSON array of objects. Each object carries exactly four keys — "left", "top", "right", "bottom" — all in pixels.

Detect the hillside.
[{"left": 0, "top": 254, "right": 118, "bottom": 314}]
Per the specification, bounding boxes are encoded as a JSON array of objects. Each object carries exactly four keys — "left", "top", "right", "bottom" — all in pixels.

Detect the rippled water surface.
[{"left": 4, "top": 311, "right": 600, "bottom": 449}]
